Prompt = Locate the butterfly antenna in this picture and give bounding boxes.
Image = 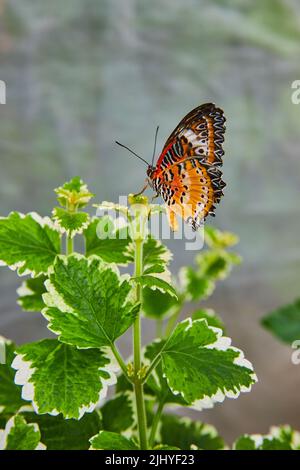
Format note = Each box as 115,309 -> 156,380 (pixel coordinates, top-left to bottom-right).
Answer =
151,125 -> 159,167
115,141 -> 150,166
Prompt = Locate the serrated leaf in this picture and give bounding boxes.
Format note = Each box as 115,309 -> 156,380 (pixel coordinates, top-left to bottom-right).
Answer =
55,177 -> 94,209
195,250 -> 241,281
142,287 -> 179,319
12,339 -> 118,419
17,275 -> 47,312
101,392 -> 135,434
144,342 -> 187,406
134,275 -> 178,299
24,411 -> 101,450
0,212 -> 60,276
84,218 -> 133,265
0,339 -> 26,417
261,299 -> 300,343
52,207 -> 89,237
149,318 -> 257,410
205,225 -> 239,249
179,266 -> 214,301
0,415 -> 45,450
43,255 -> 139,349
90,431 -> 139,450
143,237 -> 172,278
233,425 -> 300,450
192,308 -> 225,332
159,414 -> 225,450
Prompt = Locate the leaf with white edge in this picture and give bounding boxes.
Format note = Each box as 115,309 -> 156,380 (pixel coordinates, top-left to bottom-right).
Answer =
192,308 -> 225,332
84,218 -> 133,265
101,392 -> 135,434
90,431 -> 138,450
134,275 -> 178,299
233,425 -> 300,450
159,414 -> 225,450
55,176 -> 94,209
179,266 -> 214,301
17,275 -> 47,312
142,287 -> 179,319
195,250 -> 241,281
205,225 -> 239,249
42,255 -> 139,349
94,201 -> 130,218
0,212 -> 60,276
0,338 -> 26,417
143,237 -> 172,280
0,415 -> 46,450
24,410 -> 102,450
12,339 -> 118,419
52,207 -> 90,238
152,318 -> 257,410
261,299 -> 300,344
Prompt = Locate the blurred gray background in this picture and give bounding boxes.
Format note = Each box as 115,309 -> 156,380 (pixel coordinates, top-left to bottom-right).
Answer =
1,0 -> 300,444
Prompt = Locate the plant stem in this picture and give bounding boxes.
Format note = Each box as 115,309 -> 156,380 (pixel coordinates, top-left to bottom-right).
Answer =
165,304 -> 182,338
156,318 -> 163,338
133,237 -> 148,450
149,400 -> 165,448
66,234 -> 73,255
110,343 -> 130,381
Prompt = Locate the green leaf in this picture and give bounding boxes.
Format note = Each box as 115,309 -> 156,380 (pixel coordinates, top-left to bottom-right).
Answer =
0,415 -> 45,450
192,308 -> 225,332
134,275 -> 178,299
142,287 -> 179,319
52,207 -> 89,237
195,250 -> 241,281
90,431 -> 139,450
12,339 -> 118,419
159,414 -> 225,450
205,226 -> 239,249
150,318 -> 257,410
101,393 -> 135,433
0,339 -> 26,417
144,341 -> 187,406
0,212 -> 60,276
84,218 -> 133,265
143,237 -> 172,277
24,411 -> 101,450
233,426 -> 300,450
55,177 -> 94,209
17,275 -> 47,312
261,299 -> 300,343
43,255 -> 139,349
153,444 -> 180,450
179,266 -> 214,301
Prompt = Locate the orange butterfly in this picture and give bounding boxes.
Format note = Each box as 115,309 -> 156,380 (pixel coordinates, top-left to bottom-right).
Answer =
117,103 -> 226,231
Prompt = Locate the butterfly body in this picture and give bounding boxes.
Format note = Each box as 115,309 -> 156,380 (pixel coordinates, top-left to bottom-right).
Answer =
146,103 -> 226,231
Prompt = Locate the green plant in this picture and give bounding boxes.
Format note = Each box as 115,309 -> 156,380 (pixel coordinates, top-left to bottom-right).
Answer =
0,176 -> 294,451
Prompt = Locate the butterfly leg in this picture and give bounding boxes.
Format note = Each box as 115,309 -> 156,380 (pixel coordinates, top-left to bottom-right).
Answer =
133,179 -> 149,197
151,192 -> 160,203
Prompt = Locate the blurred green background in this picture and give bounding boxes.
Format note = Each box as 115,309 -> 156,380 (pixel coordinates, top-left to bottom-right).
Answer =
1,0 -> 300,443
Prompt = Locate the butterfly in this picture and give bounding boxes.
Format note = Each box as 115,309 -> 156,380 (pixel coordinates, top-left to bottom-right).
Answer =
117,103 -> 226,231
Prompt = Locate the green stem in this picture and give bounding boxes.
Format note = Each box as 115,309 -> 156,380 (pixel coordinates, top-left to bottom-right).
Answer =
165,303 -> 182,338
66,234 -> 73,255
110,343 -> 130,381
142,352 -> 162,384
133,238 -> 148,450
156,318 -> 163,338
149,400 -> 165,448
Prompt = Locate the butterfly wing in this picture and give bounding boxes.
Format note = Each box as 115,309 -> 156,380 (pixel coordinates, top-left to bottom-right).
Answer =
157,103 -> 226,170
159,158 -> 225,231
152,103 -> 226,231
